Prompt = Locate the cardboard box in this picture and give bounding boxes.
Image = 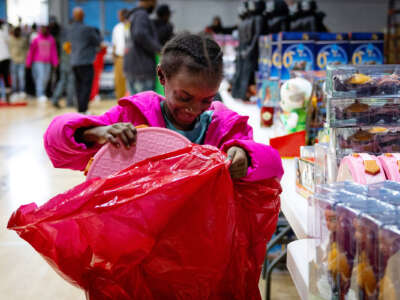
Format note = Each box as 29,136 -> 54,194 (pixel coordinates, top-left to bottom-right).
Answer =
349,32 -> 384,65
258,35 -> 271,78
279,32 -> 316,81
269,34 -> 281,80
255,73 -> 280,108
315,32 -> 350,71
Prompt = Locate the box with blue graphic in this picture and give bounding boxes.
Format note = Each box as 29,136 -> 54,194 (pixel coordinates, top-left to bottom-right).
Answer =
269,34 -> 281,80
255,77 -> 280,108
258,35 -> 271,78
315,33 -> 349,71
279,32 -> 316,81
349,32 -> 384,65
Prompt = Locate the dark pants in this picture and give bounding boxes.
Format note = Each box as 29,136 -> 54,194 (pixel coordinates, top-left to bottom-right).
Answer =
73,65 -> 94,113
0,59 -> 11,88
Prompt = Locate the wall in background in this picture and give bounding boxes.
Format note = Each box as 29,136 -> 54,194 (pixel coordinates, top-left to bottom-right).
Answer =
158,0 -> 240,34
49,0 -> 389,37
161,0 -> 388,34
7,0 -> 48,25
318,0 -> 388,33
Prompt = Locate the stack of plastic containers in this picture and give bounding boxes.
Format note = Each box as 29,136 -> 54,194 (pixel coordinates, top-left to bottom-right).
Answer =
309,181 -> 400,300
323,65 -> 400,183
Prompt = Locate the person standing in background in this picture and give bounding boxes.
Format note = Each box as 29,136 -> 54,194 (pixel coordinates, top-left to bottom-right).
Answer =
9,26 -> 28,101
124,0 -> 161,94
0,20 -> 11,103
46,16 -> 62,98
29,23 -> 38,44
205,16 -> 237,35
52,41 -> 75,109
67,7 -> 101,114
26,25 -> 58,102
153,4 -> 174,46
111,9 -> 128,99
89,38 -> 106,102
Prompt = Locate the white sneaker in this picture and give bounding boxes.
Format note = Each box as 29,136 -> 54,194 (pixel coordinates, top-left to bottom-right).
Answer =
19,92 -> 26,99
38,96 -> 48,102
9,93 -> 19,103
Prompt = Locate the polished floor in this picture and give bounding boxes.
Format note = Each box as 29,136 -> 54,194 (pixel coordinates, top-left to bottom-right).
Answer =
0,98 -> 300,299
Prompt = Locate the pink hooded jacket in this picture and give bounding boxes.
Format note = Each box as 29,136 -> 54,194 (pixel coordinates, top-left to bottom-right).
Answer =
26,33 -> 58,68
44,92 -> 284,182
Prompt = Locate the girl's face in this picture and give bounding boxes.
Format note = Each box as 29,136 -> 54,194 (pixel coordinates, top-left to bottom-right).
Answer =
158,66 -> 220,130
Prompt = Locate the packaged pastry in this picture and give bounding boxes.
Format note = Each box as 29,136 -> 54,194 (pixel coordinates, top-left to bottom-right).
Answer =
378,221 -> 400,300
335,196 -> 374,299
326,65 -> 400,98
327,98 -> 400,128
310,191 -> 346,299
350,202 -> 397,299
331,127 -> 400,159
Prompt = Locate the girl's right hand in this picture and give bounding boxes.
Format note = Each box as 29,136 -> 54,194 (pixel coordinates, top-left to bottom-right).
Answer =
82,123 -> 137,149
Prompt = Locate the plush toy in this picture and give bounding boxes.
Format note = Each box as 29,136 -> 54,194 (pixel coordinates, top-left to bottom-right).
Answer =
279,77 -> 312,133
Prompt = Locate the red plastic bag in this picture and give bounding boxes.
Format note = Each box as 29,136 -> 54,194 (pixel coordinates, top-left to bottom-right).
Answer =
8,145 -> 281,300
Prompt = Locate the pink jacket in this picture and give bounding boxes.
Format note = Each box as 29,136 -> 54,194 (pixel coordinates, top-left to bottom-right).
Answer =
44,92 -> 284,181
26,33 -> 58,67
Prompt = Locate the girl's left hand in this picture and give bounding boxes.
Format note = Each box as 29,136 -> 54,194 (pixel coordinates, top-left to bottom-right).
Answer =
226,146 -> 249,179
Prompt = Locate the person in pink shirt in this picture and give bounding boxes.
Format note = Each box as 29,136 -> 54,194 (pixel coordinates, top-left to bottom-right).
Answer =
26,25 -> 58,101
44,33 -> 283,181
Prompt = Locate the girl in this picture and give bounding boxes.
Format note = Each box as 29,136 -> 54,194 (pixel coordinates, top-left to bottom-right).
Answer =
26,25 -> 58,101
44,33 -> 283,181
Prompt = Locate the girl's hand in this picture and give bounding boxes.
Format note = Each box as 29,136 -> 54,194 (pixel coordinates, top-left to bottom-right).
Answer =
82,123 -> 137,149
226,146 -> 249,179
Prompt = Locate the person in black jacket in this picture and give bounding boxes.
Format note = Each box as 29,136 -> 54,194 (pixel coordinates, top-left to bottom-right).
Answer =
263,0 -> 290,34
124,0 -> 162,94
232,1 -> 264,100
153,4 -> 174,46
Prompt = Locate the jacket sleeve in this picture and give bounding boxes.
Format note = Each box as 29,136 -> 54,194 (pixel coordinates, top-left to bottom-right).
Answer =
218,119 -> 284,182
44,106 -> 130,171
90,27 -> 102,48
131,12 -> 161,54
25,38 -> 37,67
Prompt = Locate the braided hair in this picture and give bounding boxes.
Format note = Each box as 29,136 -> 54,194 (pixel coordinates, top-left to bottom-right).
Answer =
160,33 -> 224,84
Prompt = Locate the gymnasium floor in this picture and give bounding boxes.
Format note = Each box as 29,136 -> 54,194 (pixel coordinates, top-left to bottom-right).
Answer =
0,98 -> 300,299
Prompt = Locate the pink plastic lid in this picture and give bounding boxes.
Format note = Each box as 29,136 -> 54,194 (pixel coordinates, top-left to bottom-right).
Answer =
86,127 -> 191,180
337,153 -> 386,184
378,153 -> 400,182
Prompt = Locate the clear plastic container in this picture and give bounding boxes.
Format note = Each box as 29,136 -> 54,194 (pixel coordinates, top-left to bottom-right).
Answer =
330,127 -> 400,159
300,145 -> 315,158
327,98 -> 400,128
315,143 -> 339,185
326,64 -> 400,98
350,201 -> 397,299
310,191 -> 343,299
335,197 -> 374,299
368,183 -> 400,205
378,220 -> 400,300
310,189 -> 370,299
369,180 -> 400,192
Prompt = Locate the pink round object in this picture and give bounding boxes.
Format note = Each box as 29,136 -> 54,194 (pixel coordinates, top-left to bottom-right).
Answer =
86,127 -> 191,180
337,153 -> 386,185
378,153 -> 400,182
